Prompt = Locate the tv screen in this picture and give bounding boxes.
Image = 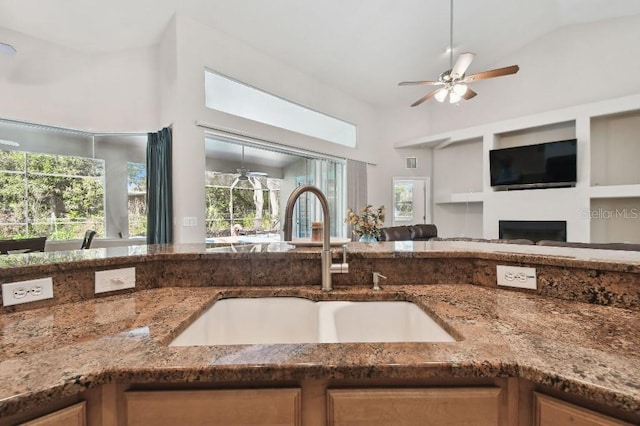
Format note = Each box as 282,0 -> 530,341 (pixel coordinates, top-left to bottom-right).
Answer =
489,139 -> 577,189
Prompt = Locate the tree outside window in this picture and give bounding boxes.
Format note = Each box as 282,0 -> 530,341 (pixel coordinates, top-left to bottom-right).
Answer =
0,150 -> 105,240
394,181 -> 414,222
127,162 -> 147,237
205,172 -> 280,238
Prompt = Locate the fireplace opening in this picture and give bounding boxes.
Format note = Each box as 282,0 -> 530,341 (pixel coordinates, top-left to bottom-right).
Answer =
499,220 -> 566,243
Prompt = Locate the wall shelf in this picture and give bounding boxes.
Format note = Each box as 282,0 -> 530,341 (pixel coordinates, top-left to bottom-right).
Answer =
435,192 -> 484,204
589,184 -> 640,199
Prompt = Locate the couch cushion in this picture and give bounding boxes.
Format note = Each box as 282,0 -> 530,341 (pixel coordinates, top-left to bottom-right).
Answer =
379,226 -> 412,241
409,224 -> 438,240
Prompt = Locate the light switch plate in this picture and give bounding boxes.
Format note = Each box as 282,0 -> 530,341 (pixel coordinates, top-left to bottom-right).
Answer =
497,265 -> 537,290
95,267 -> 136,294
2,277 -> 54,307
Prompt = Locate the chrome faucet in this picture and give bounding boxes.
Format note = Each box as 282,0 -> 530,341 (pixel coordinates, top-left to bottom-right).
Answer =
283,184 -> 348,291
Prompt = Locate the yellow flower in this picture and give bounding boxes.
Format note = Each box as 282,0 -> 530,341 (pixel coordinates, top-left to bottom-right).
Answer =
344,205 -> 385,238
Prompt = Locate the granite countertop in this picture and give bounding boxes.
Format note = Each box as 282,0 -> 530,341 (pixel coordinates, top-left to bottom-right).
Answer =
2,240 -> 640,276
0,284 -> 638,417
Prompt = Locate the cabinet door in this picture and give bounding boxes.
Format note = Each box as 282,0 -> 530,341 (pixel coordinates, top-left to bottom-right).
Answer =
125,388 -> 301,426
534,393 -> 632,426
327,387 -> 501,426
20,402 -> 86,426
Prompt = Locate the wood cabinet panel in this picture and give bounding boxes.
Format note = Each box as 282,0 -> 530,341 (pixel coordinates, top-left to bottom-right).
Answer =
124,388 -> 301,426
534,392 -> 632,426
327,387 -> 501,426
20,402 -> 86,426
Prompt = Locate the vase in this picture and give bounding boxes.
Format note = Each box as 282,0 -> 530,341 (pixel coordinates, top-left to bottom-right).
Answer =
359,235 -> 377,242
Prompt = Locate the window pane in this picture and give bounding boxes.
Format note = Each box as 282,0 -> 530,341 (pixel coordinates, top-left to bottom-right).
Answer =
394,181 -> 414,222
127,162 -> 147,237
205,172 -> 281,240
0,147 -> 106,240
27,153 -> 104,176
205,70 -> 356,147
27,174 -> 104,240
0,150 -> 25,172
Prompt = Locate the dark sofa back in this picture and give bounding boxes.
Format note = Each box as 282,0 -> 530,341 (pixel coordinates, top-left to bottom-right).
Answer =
379,224 -> 437,241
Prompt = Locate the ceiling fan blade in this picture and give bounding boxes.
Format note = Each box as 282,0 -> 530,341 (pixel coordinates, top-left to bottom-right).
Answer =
450,53 -> 475,79
462,88 -> 477,100
463,65 -> 519,83
410,90 -> 439,107
398,80 -> 443,86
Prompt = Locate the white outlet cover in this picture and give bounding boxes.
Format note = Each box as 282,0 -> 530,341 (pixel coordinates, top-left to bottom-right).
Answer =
496,265 -> 537,290
2,277 -> 54,307
95,267 -> 136,294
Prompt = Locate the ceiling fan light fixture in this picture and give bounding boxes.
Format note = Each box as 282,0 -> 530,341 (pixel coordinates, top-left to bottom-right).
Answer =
449,91 -> 462,103
453,83 -> 468,96
434,88 -> 448,102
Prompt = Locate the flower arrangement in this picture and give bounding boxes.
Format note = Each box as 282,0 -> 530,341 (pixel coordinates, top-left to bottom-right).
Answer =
344,205 -> 385,240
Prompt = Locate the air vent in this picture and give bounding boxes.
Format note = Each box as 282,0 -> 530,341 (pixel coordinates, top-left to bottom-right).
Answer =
405,157 -> 417,169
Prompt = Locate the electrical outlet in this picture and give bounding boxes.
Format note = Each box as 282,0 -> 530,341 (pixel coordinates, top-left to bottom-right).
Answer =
95,267 -> 135,294
2,277 -> 54,307
497,265 -> 537,290
183,217 -> 197,227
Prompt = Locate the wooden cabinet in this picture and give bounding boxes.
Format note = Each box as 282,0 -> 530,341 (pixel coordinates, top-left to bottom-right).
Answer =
124,388 -> 301,426
327,387 -> 502,426
20,402 -> 86,426
534,393 -> 633,426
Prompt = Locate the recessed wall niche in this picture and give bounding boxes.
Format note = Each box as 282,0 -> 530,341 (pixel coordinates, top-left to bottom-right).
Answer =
590,110 -> 640,187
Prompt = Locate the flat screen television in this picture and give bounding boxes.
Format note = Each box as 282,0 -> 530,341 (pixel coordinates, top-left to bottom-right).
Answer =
489,139 -> 577,190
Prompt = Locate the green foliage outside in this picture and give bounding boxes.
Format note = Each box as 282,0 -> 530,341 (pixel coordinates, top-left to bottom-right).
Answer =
394,182 -> 414,220
0,150 -> 106,240
204,173 -> 280,237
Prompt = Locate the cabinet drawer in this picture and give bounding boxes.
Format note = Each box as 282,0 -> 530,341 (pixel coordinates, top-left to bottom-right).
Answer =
327,387 -> 501,426
534,393 -> 632,426
125,388 -> 300,426
20,402 -> 86,426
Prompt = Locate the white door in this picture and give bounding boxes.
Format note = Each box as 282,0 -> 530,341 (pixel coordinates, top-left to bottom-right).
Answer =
392,177 -> 430,226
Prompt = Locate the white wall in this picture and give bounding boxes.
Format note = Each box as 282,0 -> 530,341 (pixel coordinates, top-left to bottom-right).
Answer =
378,14 -> 640,240
0,28 -> 160,132
164,14 -> 382,243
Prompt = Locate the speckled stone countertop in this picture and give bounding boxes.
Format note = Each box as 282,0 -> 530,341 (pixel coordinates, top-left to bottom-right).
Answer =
2,240 -> 640,274
0,284 -> 638,418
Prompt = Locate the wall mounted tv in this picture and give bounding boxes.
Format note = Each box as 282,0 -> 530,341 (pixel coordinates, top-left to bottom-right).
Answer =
489,139 -> 577,190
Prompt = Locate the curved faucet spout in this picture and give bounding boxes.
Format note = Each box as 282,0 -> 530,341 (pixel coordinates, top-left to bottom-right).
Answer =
283,184 -> 346,291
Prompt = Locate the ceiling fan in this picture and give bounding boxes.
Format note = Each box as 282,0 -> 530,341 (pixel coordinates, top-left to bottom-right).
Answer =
234,145 -> 268,181
398,0 -> 519,106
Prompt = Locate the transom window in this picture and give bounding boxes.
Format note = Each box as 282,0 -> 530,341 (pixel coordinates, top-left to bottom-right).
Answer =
205,70 -> 357,148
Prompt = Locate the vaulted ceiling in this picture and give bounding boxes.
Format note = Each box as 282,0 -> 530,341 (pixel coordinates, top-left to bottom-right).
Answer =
1,0 -> 640,108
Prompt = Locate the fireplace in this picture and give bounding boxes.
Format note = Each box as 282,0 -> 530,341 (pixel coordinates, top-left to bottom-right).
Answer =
499,220 -> 566,243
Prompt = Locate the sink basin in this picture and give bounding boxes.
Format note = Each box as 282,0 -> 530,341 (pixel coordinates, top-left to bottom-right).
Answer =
170,297 -> 455,345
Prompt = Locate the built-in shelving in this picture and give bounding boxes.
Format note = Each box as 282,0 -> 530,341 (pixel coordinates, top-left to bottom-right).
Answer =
589,184 -> 640,199
397,94 -> 640,243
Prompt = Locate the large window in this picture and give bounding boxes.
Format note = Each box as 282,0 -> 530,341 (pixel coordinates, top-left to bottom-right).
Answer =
204,136 -> 346,243
205,70 -> 357,148
0,150 -> 105,239
0,119 -> 147,242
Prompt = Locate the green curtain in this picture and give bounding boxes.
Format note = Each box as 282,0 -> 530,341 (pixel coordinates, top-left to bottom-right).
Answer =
146,127 -> 173,244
